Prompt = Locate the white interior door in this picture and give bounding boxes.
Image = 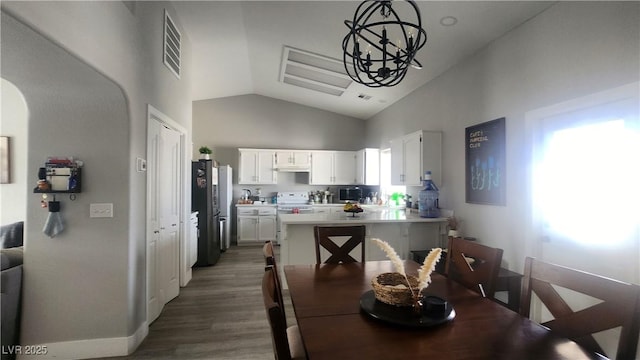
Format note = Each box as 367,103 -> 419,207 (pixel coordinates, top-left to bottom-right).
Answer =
146,119 -> 161,323
147,105 -> 186,324
159,124 -> 180,303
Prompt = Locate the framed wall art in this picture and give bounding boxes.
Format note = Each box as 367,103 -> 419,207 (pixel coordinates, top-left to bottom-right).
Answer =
0,136 -> 10,184
465,117 -> 505,205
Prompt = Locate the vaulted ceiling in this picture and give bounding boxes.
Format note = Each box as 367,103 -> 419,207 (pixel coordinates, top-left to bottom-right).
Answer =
173,1 -> 554,119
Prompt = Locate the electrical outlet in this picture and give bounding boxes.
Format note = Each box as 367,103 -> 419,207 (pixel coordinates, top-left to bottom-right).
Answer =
90,203 -> 113,218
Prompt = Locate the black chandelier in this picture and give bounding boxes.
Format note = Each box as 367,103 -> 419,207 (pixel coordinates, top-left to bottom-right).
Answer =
342,0 -> 427,88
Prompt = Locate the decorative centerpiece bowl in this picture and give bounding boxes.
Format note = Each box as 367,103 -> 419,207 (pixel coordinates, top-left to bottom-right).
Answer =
344,208 -> 364,217
370,239 -> 443,313
372,273 -> 419,306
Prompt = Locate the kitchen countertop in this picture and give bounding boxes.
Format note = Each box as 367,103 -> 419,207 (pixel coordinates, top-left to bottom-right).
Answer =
279,210 -> 447,225
235,203 -> 277,207
310,203 -> 386,208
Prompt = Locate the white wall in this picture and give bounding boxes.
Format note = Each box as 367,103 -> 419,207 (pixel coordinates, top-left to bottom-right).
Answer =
0,79 -> 28,225
1,1 -> 193,357
366,2 -> 640,279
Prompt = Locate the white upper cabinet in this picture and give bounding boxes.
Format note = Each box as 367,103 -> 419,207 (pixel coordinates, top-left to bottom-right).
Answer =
274,150 -> 311,171
390,131 -> 441,186
333,151 -> 357,185
356,148 -> 380,185
310,151 -> 357,185
238,149 -> 277,184
310,151 -> 333,184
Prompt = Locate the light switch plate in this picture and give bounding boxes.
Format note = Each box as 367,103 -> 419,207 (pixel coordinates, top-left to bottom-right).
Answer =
90,203 -> 113,218
136,158 -> 147,172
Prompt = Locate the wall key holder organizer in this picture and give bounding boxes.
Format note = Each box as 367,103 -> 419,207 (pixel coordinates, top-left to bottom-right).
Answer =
33,157 -> 82,194
34,157 -> 83,237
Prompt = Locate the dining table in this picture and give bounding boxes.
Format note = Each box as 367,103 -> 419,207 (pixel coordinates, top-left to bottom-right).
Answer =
283,260 -> 606,360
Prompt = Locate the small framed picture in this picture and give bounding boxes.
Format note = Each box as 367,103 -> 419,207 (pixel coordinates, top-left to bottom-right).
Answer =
0,136 -> 10,184
465,118 -> 506,206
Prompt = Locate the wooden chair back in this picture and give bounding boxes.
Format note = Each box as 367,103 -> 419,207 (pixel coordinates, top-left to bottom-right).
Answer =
262,241 -> 286,322
445,237 -> 503,298
520,257 -> 640,360
263,240 -> 277,268
313,225 -> 366,264
262,265 -> 292,360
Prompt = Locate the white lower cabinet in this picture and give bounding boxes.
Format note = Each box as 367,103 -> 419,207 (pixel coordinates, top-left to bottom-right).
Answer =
258,216 -> 277,240
237,206 -> 277,245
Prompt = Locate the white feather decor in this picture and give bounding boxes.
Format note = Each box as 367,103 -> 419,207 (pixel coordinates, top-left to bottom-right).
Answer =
371,238 -> 406,277
417,248 -> 442,291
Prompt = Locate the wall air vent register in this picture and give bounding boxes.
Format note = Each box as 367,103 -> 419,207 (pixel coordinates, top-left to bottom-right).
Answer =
163,9 -> 181,79
279,46 -> 355,97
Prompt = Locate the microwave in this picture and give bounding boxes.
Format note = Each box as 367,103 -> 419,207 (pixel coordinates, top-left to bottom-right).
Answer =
339,187 -> 362,202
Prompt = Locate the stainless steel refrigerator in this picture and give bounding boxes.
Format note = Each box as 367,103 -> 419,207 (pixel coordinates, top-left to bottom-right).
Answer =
218,165 -> 233,251
191,160 -> 221,266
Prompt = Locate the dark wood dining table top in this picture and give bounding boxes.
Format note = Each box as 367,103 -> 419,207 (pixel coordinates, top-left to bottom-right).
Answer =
284,260 -> 606,360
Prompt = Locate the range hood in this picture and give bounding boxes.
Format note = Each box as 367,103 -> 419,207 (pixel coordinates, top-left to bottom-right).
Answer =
274,151 -> 311,172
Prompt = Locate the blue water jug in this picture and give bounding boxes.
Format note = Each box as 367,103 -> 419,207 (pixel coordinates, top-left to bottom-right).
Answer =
418,171 -> 440,218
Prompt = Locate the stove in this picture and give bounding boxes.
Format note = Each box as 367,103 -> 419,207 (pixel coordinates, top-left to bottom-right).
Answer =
276,191 -> 314,213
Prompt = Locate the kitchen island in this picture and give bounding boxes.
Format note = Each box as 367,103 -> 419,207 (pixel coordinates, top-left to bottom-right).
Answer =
278,209 -> 448,287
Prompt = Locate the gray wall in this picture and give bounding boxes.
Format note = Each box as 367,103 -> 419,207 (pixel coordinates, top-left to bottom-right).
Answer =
1,0 -> 193,353
2,11 -> 130,343
193,94 -> 367,157
366,1 -> 640,281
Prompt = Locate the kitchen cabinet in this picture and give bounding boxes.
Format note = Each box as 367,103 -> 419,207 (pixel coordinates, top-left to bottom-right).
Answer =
309,151 -> 357,185
313,205 -> 343,214
356,148 -> 380,185
275,150 -> 311,171
238,149 -> 277,184
390,131 -> 441,186
237,206 -> 277,245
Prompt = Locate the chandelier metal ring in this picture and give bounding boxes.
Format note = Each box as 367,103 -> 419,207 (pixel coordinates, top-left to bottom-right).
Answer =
342,0 -> 427,88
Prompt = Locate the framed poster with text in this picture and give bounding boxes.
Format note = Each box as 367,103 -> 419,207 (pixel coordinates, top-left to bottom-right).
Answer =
465,117 -> 505,205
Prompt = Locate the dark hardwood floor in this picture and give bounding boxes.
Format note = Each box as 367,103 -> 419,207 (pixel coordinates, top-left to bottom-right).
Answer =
104,245 -> 293,360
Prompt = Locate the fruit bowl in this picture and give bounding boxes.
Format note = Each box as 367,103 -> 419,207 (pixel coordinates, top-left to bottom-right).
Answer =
344,208 -> 364,217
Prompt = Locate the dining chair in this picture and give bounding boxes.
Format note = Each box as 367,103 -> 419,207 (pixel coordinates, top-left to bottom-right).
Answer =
262,240 -> 285,315
263,240 -> 277,268
313,225 -> 366,264
520,257 -> 640,360
262,265 -> 306,360
444,237 -> 503,299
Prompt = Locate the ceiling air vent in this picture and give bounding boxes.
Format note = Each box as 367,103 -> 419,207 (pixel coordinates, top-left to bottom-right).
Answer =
358,94 -> 372,100
163,9 -> 181,79
279,46 -> 353,97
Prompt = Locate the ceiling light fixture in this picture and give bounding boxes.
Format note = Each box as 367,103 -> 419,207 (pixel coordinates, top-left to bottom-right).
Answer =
342,0 -> 427,88
440,16 -> 458,27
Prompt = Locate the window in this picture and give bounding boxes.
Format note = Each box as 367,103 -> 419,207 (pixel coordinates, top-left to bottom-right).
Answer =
379,148 -> 405,206
532,90 -> 639,246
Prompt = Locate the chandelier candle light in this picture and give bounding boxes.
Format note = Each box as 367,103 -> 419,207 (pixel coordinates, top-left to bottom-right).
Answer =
371,238 -> 442,313
342,0 -> 427,87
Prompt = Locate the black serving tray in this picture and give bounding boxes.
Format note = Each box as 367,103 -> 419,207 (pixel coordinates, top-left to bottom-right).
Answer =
360,290 -> 455,328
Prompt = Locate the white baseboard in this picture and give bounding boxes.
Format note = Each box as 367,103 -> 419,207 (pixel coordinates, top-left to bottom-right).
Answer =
17,321 -> 148,360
